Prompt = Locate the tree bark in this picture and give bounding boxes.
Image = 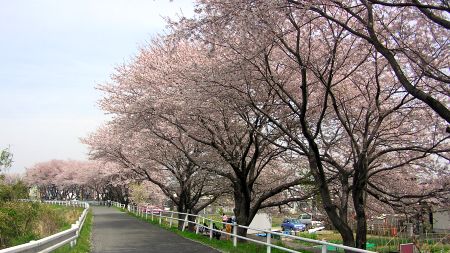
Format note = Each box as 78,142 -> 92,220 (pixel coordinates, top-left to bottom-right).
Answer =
233,182 -> 252,239
308,152 -> 356,249
353,154 -> 369,249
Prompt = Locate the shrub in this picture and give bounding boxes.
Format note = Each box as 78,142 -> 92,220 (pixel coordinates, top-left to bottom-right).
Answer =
0,202 -> 40,248
0,202 -> 81,249
0,176 -> 28,202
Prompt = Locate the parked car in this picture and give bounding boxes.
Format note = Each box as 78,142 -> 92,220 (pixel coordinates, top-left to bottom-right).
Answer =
298,213 -> 324,228
144,206 -> 164,214
298,213 -> 312,226
281,218 -> 306,232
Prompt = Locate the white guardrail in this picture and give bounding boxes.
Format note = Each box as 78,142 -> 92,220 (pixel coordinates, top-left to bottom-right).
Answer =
0,200 -> 89,253
117,202 -> 377,253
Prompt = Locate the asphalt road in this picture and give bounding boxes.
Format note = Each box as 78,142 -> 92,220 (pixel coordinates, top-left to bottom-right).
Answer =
91,206 -> 219,253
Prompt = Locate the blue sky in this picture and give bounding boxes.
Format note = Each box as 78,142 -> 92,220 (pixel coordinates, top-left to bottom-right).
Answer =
0,0 -> 194,173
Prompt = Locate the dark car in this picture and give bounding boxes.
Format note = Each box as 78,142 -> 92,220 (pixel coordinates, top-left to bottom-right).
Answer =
281,218 -> 306,232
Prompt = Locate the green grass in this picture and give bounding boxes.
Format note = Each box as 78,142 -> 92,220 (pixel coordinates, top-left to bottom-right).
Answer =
271,216 -> 284,228
0,202 -> 84,249
126,209 -> 450,253
173,231 -> 293,253
53,210 -> 93,253
126,210 -> 311,253
297,230 -> 450,253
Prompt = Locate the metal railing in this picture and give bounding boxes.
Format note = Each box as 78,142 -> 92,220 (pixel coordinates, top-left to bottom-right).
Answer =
0,200 -> 89,253
119,202 -> 377,253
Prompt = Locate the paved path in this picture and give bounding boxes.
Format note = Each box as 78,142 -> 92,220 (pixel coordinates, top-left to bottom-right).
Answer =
91,206 -> 219,253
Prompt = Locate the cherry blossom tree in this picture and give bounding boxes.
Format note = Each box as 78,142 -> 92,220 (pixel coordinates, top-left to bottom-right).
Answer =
82,121 -> 225,230
79,0 -> 449,247
170,0 -> 449,248
285,0 -> 450,129
92,37 -> 315,236
25,160 -> 65,199
25,160 -> 131,203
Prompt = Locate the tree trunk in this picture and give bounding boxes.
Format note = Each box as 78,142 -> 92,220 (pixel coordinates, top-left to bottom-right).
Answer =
187,214 -> 197,232
339,174 -> 350,224
353,155 -> 369,249
308,152 -> 355,249
177,213 -> 186,230
233,183 -> 252,240
355,212 -> 367,249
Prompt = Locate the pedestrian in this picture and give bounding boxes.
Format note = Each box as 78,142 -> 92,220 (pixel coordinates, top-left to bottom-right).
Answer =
221,213 -> 228,229
225,217 -> 232,240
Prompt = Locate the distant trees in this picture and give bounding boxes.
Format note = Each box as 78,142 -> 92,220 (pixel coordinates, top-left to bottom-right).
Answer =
0,149 -> 26,202
0,174 -> 28,202
24,160 -> 133,204
0,148 -> 13,173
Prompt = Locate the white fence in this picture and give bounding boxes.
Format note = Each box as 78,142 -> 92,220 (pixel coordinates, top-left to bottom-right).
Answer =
120,202 -> 377,253
0,200 -> 89,253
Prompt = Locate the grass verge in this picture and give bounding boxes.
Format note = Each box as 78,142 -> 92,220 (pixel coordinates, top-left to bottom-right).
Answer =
53,210 -> 93,253
124,209 -> 310,253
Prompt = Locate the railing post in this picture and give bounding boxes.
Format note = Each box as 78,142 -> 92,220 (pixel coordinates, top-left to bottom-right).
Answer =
183,213 -> 189,231
70,223 -> 77,248
209,222 -> 213,240
181,213 -> 189,231
321,240 -> 327,253
266,231 -> 271,253
159,211 -> 162,225
195,217 -> 200,234
170,212 -> 174,227
233,222 -> 237,247
151,209 -> 154,221
145,209 -> 148,220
